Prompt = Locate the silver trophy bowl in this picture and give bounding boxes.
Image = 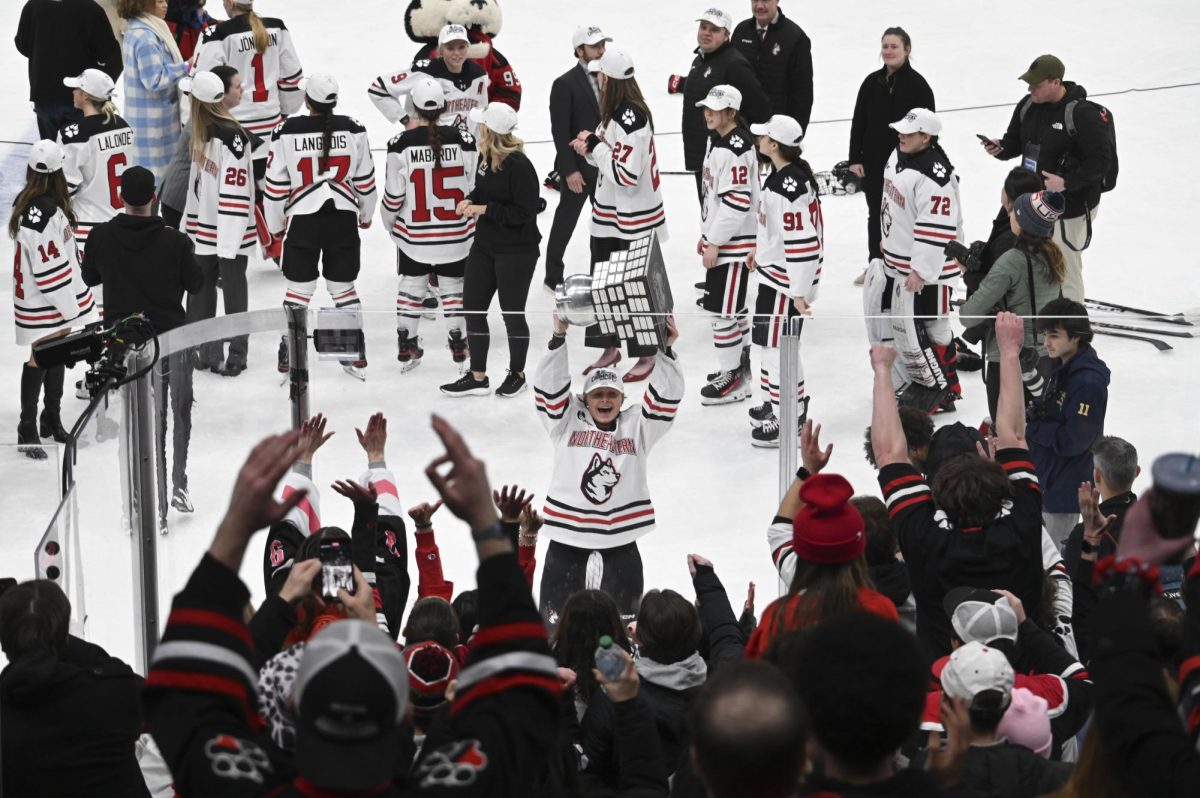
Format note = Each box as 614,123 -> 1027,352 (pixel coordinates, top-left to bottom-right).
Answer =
554,274 -> 597,327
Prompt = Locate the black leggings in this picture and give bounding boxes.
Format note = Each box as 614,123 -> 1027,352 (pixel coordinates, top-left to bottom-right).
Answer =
863,167 -> 884,262
462,245 -> 537,374
539,539 -> 644,630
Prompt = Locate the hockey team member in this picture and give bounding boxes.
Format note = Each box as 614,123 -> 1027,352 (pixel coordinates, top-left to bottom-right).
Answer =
368,24 -> 490,132
182,70 -> 256,376
534,312 -> 683,627
570,48 -> 668,383
57,69 -> 135,261
745,114 -> 822,447
878,107 -> 963,413
694,85 -> 757,406
265,74 -> 377,380
11,141 -> 96,458
379,78 -> 478,372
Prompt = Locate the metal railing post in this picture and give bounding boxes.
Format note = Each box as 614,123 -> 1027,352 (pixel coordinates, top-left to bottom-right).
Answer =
126,370 -> 160,674
287,306 -> 309,430
777,316 -> 802,502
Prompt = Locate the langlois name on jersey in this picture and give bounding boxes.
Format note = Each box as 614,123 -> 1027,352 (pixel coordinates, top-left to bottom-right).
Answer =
567,429 -> 638,456
293,133 -> 349,152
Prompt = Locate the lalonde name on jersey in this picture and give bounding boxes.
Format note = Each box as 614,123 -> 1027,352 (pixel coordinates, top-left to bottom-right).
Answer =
568,429 -> 637,455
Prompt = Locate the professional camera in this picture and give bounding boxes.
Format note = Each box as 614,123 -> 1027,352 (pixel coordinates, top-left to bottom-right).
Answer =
32,315 -> 158,399
944,239 -> 985,274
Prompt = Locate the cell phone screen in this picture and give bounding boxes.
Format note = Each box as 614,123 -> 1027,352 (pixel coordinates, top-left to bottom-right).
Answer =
319,540 -> 354,601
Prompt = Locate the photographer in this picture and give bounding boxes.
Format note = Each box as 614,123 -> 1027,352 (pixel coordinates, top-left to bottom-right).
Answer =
81,165 -> 202,515
958,191 -> 1066,421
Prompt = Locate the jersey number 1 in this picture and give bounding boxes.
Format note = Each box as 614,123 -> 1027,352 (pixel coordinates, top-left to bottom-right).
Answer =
250,53 -> 269,103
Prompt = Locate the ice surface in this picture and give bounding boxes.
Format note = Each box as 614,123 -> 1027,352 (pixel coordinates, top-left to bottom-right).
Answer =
1,1 -> 1198,670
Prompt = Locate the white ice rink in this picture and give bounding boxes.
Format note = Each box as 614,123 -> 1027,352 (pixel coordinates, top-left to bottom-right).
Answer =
1,1 -> 1198,669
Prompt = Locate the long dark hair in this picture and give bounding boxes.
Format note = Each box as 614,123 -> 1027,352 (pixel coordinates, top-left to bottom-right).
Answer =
600,76 -> 654,130
1014,232 -> 1066,285
770,141 -> 819,196
762,558 -> 873,641
9,169 -> 74,239
416,105 -> 446,169
307,97 -> 338,171
552,589 -> 631,701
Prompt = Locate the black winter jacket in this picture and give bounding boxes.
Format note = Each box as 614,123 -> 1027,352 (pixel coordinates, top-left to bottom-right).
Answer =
848,62 -> 936,174
81,214 -> 202,335
996,82 -> 1112,217
468,150 -> 543,254
692,563 -> 747,667
15,0 -> 122,105
731,9 -> 813,127
1,636 -> 149,798
801,768 -> 977,797
679,43 -> 770,170
913,741 -> 1071,798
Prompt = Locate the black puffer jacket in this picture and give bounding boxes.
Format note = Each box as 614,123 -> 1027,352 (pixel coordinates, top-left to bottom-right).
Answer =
996,82 -> 1112,217
730,9 -> 813,127
848,62 -> 936,175
679,42 -> 770,171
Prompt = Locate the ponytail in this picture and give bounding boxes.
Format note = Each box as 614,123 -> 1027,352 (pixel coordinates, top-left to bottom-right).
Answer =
248,11 -> 269,54
416,106 -> 445,169
9,169 -> 74,239
1017,233 -> 1067,285
308,98 -> 337,169
190,96 -> 242,164
774,142 -> 819,195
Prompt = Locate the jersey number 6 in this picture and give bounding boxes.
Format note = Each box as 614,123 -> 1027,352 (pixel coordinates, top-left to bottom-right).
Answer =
106,153 -> 128,210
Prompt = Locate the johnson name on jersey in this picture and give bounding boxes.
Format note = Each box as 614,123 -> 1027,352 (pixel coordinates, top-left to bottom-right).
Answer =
379,125 -> 479,264
263,115 -> 377,233
196,16 -> 303,137
533,341 -> 683,549
12,196 -> 96,345
700,127 -> 758,265
755,162 -> 824,300
59,115 -> 136,250
184,125 -> 257,258
588,102 -> 668,242
368,59 -> 490,130
880,145 -> 963,284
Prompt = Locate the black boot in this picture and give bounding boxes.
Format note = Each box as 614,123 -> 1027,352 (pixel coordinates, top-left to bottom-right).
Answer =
19,364 -> 47,460
39,364 -> 69,442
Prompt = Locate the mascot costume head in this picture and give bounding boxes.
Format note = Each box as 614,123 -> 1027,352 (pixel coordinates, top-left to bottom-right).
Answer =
404,0 -> 521,108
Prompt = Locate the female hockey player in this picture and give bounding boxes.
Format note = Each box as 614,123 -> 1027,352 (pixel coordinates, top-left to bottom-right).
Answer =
182,70 -> 256,376
11,141 -> 96,457
745,114 -> 823,448
694,85 -> 757,406
379,78 -> 478,374
368,23 -> 490,131
264,74 -> 376,380
570,48 -> 668,383
534,311 -> 682,628
58,69 -> 135,260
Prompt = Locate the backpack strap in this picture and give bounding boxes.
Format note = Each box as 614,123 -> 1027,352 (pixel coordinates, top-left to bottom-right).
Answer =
1064,99 -> 1079,136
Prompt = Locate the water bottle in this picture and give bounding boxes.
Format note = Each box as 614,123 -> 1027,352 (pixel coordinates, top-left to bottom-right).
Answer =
594,635 -> 626,682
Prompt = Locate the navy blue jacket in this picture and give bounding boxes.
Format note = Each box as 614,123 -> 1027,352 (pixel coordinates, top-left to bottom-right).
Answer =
1027,345 -> 1110,512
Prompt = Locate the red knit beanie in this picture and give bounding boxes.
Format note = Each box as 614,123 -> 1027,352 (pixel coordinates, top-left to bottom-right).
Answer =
791,474 -> 866,564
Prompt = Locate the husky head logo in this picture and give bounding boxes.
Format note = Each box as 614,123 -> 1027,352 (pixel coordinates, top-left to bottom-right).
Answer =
581,453 -> 621,504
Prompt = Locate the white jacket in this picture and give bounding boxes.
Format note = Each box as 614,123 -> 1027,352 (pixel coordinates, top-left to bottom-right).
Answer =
699,127 -> 757,265
183,122 -> 257,258
195,15 -> 303,137
12,197 -> 96,345
587,102 -> 668,243
754,162 -> 823,300
880,145 -> 963,284
58,114 -> 136,253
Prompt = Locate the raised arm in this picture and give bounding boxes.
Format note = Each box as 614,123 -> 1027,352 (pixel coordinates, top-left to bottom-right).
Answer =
994,311 -> 1028,450
869,345 -> 909,467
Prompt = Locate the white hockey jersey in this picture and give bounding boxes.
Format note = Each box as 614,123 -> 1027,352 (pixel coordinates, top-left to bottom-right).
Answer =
880,145 -> 963,284
195,15 -> 303,138
368,59 -> 489,130
534,339 -> 683,549
12,196 -> 96,344
587,102 -> 668,243
58,114 -> 135,253
754,162 -> 824,300
263,114 -> 377,234
183,123 -> 257,258
379,125 -> 479,265
699,127 -> 758,265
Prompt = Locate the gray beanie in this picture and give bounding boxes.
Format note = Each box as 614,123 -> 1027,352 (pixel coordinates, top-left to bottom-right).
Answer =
1014,191 -> 1065,238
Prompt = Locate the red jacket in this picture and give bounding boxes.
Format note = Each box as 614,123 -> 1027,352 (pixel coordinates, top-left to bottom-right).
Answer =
416,34 -> 521,109
745,587 -> 899,659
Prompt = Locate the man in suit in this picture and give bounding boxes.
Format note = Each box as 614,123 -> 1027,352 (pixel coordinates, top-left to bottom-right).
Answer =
544,25 -> 609,293
732,0 -> 813,128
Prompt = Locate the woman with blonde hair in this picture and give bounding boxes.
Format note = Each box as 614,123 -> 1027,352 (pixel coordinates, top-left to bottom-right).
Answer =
118,0 -> 189,182
10,141 -> 97,457
441,103 -> 541,398
181,70 -> 256,376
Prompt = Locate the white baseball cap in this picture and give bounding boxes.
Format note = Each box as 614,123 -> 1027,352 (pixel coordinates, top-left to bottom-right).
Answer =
697,7 -> 733,30
28,140 -> 64,174
941,642 -> 1014,710
181,71 -> 225,104
944,587 -> 1020,645
889,107 -> 942,136
410,78 -> 446,111
572,25 -> 612,49
469,103 -> 519,135
63,69 -> 114,100
583,368 -> 624,397
587,48 -> 636,80
750,114 -> 805,146
305,74 -> 339,104
438,23 -> 470,46
695,84 -> 742,111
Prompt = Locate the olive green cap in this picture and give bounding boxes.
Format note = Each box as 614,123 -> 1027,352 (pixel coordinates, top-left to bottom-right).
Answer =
1019,54 -> 1065,84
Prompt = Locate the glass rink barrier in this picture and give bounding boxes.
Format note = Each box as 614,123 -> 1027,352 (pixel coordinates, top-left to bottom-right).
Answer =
9,297 -> 1198,671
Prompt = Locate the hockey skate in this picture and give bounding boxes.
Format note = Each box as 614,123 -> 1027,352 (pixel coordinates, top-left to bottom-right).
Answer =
583,347 -> 621,374
748,401 -> 773,428
751,416 -> 780,448
277,337 -> 289,374
397,332 -> 424,373
622,356 -> 657,383
341,361 -> 366,381
933,392 -> 959,415
898,382 -> 950,415
700,368 -> 748,405
448,329 -> 468,371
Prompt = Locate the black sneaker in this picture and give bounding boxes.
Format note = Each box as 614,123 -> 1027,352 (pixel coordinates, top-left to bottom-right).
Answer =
277,338 -> 289,373
440,373 -> 490,397
751,416 -> 779,448
495,371 -> 527,398
694,281 -> 705,292
954,338 -> 984,372
748,401 -> 773,428
448,329 -> 468,365
397,331 -> 424,373
700,368 -> 749,406
171,486 -> 194,513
